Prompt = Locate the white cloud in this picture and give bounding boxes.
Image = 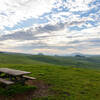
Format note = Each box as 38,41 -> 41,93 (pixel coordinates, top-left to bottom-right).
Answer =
0,0 -> 100,55
64,0 -> 93,11
0,21 -> 100,54
0,0 -> 97,31
0,0 -> 56,29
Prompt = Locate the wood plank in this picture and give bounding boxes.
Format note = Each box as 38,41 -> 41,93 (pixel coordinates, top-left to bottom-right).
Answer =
0,68 -> 31,76
23,75 -> 36,80
0,78 -> 14,85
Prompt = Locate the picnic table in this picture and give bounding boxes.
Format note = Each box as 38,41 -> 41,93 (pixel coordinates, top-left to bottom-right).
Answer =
0,68 -> 36,87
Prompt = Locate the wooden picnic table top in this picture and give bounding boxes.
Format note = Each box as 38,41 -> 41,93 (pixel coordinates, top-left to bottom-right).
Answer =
0,68 -> 31,76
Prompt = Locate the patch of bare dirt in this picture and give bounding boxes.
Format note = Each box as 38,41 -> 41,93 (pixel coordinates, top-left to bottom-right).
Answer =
0,80 -> 51,100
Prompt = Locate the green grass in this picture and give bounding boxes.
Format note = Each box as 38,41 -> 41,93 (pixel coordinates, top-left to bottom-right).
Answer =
28,55 -> 100,69
0,84 -> 36,96
0,53 -> 100,69
0,64 -> 100,100
0,53 -> 100,100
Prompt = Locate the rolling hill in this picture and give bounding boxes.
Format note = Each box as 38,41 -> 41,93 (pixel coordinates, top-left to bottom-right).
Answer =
0,53 -> 100,100
0,53 -> 100,69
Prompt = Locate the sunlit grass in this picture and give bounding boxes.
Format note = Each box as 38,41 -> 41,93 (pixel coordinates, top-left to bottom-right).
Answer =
0,53 -> 100,100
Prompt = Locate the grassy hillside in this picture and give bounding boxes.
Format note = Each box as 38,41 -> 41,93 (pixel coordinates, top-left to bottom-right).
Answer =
28,55 -> 100,69
0,64 -> 100,100
0,53 -> 100,100
0,53 -> 100,69
0,53 -> 41,64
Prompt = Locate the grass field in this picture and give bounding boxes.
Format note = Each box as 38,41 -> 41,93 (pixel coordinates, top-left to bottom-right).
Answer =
0,53 -> 100,69
0,53 -> 100,100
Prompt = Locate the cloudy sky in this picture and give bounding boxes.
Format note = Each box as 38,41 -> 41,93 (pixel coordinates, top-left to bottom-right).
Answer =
0,0 -> 100,55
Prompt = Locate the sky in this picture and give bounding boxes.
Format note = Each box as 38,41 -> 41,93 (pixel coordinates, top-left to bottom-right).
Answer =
0,0 -> 100,55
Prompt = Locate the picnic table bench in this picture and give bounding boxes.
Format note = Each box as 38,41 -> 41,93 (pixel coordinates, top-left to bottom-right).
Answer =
0,68 -> 36,87
0,78 -> 14,85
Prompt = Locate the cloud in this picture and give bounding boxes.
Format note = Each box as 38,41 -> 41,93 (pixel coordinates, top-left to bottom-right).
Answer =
1,21 -> 100,54
0,0 -> 100,55
0,20 -> 86,41
53,0 -> 93,12
0,0 -> 56,30
0,0 -> 97,30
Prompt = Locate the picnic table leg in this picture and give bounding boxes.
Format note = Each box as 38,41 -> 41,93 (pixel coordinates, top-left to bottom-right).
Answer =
8,75 -> 17,82
0,72 -> 2,78
19,75 -> 26,85
9,75 -> 13,81
8,75 -> 26,85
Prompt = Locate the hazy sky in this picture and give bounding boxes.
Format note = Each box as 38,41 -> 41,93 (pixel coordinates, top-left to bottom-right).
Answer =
0,0 -> 100,55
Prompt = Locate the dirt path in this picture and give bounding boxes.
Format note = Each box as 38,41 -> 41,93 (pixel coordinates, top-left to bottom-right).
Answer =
0,80 -> 51,100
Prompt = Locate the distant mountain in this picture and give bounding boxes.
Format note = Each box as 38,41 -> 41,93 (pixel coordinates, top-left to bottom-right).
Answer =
68,53 -> 95,57
71,53 -> 84,56
0,51 -> 5,53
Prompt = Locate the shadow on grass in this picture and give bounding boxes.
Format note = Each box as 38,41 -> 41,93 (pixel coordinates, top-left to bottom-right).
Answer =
0,84 -> 36,96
